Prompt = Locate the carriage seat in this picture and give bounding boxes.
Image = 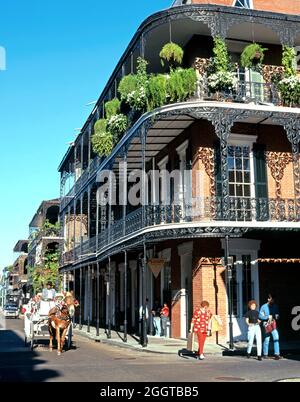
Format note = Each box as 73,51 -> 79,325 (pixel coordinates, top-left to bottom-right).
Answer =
39,300 -> 56,316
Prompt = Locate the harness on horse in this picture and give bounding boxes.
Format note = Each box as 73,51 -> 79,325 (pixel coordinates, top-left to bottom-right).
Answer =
49,305 -> 71,321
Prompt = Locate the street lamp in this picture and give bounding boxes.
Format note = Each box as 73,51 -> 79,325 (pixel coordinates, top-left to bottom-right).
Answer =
224,234 -> 234,351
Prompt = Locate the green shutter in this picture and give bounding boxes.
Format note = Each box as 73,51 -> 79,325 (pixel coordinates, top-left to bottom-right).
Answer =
253,143 -> 268,199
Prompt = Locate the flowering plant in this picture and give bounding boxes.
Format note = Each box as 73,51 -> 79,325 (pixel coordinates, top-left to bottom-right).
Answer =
107,114 -> 128,141
126,86 -> 148,111
277,75 -> 300,107
207,71 -> 238,93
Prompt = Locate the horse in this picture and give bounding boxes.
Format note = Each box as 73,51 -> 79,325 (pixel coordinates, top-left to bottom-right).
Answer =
48,295 -> 77,355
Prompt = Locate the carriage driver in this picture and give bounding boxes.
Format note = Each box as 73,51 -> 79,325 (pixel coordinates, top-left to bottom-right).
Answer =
42,281 -> 56,300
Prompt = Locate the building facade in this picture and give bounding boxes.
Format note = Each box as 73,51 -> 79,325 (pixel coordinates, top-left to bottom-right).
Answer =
12,240 -> 29,306
27,199 -> 63,293
59,1 -> 300,343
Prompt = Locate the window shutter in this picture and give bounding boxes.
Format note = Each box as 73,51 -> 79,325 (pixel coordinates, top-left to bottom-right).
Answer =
253,144 -> 268,199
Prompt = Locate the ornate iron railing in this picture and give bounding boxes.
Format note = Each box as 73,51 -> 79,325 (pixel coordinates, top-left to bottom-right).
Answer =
60,197 -> 299,265
199,79 -> 280,106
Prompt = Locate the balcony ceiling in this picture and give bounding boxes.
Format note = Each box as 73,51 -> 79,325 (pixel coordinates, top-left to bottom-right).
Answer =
113,114 -> 194,171
112,102 -> 296,173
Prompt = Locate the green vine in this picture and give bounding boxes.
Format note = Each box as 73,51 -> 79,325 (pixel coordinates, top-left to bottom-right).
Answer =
282,46 -> 296,77
211,36 -> 231,73
240,43 -> 268,69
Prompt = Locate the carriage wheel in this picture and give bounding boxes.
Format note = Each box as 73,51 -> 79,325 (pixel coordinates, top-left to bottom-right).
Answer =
66,323 -> 72,350
30,322 -> 35,351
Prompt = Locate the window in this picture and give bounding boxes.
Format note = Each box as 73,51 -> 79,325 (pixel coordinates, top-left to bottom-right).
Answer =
228,145 -> 252,221
233,0 -> 252,8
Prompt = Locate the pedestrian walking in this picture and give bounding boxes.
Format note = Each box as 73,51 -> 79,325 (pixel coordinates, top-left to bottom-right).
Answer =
160,303 -> 170,337
190,301 -> 212,360
245,300 -> 262,361
152,300 -> 162,336
259,294 -> 281,360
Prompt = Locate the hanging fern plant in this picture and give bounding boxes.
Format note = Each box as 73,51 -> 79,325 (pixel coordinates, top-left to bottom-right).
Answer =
92,131 -> 114,157
105,98 -> 121,119
118,74 -> 138,102
92,119 -> 113,156
160,42 -> 184,70
240,43 -> 268,69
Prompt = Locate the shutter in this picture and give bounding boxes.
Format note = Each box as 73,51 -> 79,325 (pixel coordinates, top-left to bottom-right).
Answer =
253,143 -> 268,221
253,143 -> 268,198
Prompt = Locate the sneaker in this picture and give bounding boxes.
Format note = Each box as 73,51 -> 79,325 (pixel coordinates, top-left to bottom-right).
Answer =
274,355 -> 281,360
263,355 -> 269,359
258,356 -> 262,361
247,353 -> 251,359
199,354 -> 205,360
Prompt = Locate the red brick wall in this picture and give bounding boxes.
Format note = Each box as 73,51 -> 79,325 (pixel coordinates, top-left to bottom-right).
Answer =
192,239 -> 228,343
190,0 -> 300,15
170,243 -> 182,338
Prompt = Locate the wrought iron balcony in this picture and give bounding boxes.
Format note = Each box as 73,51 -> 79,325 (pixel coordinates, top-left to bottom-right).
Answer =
61,197 -> 299,265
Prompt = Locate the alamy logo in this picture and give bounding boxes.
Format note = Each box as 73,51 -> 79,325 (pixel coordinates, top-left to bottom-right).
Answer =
0,46 -> 6,71
291,306 -> 300,331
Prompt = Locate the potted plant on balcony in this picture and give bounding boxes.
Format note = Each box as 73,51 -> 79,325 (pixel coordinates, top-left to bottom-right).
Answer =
240,43 -> 268,69
118,57 -> 148,115
104,98 -> 128,142
159,42 -> 184,70
166,67 -> 198,103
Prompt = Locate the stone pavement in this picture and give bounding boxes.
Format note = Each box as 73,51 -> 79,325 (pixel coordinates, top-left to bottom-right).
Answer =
73,324 -> 300,357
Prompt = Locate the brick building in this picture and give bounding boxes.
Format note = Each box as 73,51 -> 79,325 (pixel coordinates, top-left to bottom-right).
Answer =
59,1 -> 300,344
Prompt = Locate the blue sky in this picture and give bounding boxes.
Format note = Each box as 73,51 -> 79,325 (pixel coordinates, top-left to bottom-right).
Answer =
0,0 -> 171,270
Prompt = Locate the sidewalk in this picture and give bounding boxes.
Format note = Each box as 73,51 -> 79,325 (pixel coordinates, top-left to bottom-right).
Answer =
73,325 -> 231,356
73,325 -> 300,356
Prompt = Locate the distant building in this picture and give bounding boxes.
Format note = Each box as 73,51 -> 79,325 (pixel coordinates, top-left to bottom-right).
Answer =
27,199 -> 63,293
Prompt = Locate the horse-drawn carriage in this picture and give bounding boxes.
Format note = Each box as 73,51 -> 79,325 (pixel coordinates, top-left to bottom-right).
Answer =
24,296 -> 73,353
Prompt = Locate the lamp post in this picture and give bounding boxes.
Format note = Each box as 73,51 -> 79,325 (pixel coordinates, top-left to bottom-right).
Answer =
225,234 -> 234,351
140,240 -> 147,347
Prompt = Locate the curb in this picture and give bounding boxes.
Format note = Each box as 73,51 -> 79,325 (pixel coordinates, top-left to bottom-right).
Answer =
73,329 -> 224,356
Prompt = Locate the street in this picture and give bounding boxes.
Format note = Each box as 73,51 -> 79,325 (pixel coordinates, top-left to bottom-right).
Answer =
0,314 -> 300,382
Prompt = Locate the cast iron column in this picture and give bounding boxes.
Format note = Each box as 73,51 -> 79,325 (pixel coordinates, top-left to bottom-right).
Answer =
87,265 -> 91,333
79,266 -> 82,330
124,250 -> 128,343
107,256 -> 112,339
96,262 -> 100,337
225,234 -> 234,350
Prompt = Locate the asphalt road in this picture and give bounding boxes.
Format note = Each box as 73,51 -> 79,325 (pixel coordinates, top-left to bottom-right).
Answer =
1,314 -> 300,382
